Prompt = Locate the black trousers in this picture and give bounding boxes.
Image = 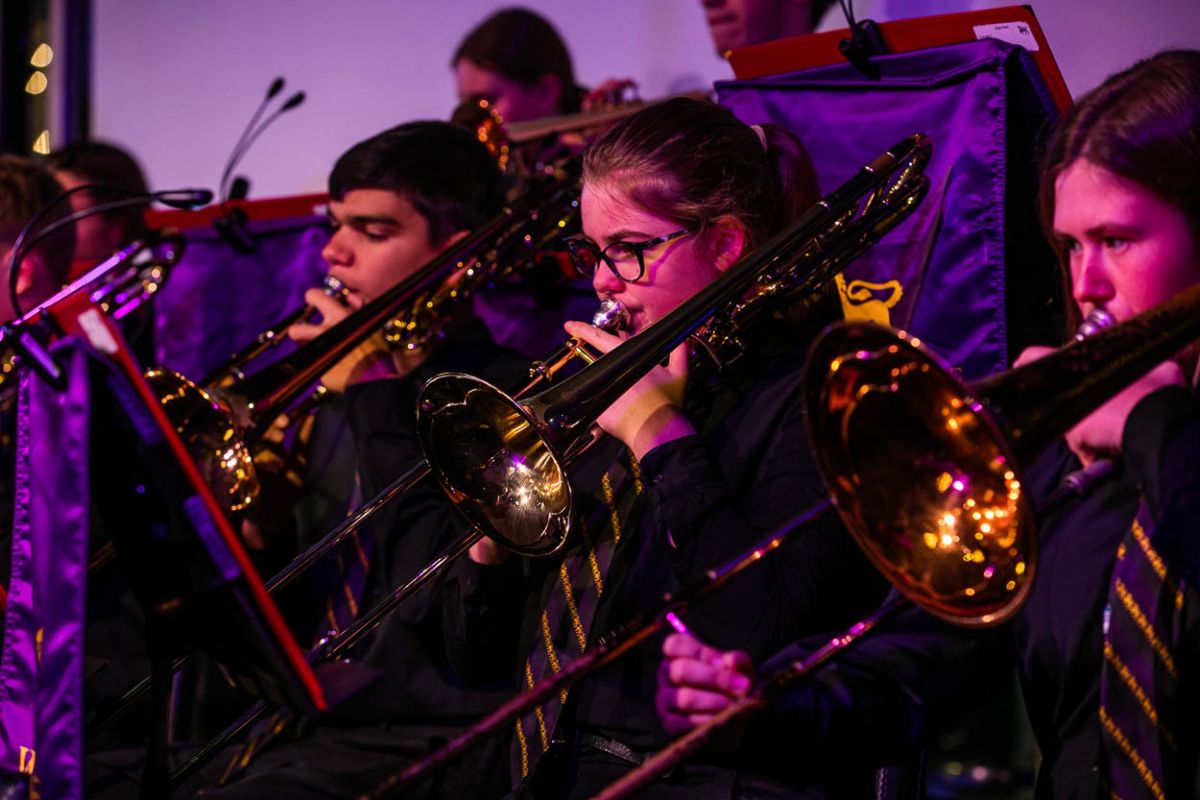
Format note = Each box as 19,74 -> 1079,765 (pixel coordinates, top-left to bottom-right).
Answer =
511,739 -> 865,800
86,722 -> 509,800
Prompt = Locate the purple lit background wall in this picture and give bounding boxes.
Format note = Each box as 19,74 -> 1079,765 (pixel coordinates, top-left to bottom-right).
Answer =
90,0 -> 1199,200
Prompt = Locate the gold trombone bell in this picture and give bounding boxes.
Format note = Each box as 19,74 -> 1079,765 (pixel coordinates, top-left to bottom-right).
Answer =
805,323 -> 1034,627
418,372 -> 573,556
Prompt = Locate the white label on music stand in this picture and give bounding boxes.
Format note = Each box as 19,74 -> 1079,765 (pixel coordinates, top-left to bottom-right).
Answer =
77,308 -> 119,354
973,22 -> 1040,52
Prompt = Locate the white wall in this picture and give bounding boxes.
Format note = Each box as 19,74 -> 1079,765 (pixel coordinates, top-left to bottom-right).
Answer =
92,0 -> 1200,199
91,0 -> 730,198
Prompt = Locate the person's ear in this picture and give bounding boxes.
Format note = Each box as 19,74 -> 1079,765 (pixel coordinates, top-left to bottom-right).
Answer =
706,216 -> 748,273
13,253 -> 37,297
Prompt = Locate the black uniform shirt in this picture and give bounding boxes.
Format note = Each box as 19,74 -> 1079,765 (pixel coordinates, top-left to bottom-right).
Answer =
1014,387 -> 1200,798
447,329 -> 888,798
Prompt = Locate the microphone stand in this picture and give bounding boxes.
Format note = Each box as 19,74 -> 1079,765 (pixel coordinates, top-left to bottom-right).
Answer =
213,78 -> 308,254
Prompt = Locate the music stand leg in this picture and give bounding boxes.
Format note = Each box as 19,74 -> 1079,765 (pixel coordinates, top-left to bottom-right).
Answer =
141,647 -> 174,800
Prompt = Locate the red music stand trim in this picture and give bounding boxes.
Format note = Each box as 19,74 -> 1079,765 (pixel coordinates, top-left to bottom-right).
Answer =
727,5 -> 1071,113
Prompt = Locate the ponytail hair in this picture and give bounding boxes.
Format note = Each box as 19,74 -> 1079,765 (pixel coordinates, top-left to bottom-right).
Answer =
583,97 -> 819,249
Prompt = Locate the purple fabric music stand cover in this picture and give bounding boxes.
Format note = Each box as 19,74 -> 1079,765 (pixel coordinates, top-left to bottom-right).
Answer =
153,217 -> 330,381
718,38 -> 1062,379
0,343 -> 91,800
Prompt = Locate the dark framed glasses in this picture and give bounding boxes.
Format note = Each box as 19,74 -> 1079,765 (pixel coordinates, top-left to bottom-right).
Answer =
566,228 -> 694,282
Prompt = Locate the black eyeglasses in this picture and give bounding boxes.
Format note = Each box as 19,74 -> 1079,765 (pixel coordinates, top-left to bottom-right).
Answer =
565,228 -> 693,282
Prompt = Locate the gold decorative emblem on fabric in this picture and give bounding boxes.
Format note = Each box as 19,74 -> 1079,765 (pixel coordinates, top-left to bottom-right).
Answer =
835,273 -> 903,325
18,746 -> 35,775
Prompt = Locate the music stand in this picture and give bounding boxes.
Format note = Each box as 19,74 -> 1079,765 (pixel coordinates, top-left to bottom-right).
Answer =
30,290 -> 332,797
727,4 -> 1071,112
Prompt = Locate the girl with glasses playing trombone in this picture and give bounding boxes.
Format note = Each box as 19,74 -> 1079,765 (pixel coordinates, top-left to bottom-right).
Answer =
451,96 -> 890,799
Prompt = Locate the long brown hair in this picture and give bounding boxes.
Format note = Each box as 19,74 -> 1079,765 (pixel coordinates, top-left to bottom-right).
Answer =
1040,49 -> 1200,249
1038,50 -> 1200,330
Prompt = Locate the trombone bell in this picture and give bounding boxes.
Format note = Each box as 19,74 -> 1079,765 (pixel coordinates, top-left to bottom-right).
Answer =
805,323 -> 1035,627
144,368 -> 260,513
417,373 -> 572,556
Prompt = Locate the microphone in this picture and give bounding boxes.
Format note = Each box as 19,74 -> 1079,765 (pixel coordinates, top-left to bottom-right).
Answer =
226,90 -> 307,193
219,76 -> 287,203
228,176 -> 251,202
154,188 -> 216,210
213,79 -> 308,253
266,76 -> 285,101
7,187 -> 212,316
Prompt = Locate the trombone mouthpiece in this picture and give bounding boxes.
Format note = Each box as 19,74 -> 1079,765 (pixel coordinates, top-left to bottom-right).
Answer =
592,299 -> 629,332
1075,307 -> 1116,341
322,275 -> 350,301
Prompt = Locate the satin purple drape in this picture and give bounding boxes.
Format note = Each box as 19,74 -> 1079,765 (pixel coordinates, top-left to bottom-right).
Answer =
0,342 -> 91,799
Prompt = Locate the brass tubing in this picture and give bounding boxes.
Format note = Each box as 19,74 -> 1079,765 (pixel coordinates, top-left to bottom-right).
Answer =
416,135 -> 931,563
231,177 -> 574,443
200,276 -> 348,387
586,274 -> 1200,798
167,530 -> 485,790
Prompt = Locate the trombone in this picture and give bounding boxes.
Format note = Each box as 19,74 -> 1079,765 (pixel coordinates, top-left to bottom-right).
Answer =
452,90 -> 710,177
143,170 -> 580,514
586,282 -> 1200,800
414,133 -> 932,562
84,171 -> 581,747
168,134 -> 932,788
375,203 -> 1200,800
348,137 -> 926,796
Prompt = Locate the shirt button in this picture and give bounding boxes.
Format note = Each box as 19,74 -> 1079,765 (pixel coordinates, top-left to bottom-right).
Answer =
652,474 -> 664,485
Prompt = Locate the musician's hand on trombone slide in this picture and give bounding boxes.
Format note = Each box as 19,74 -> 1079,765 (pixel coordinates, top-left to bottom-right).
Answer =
288,286 -> 426,389
656,633 -> 753,737
563,320 -> 695,461
288,285 -> 362,342
1014,344 -> 1185,466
